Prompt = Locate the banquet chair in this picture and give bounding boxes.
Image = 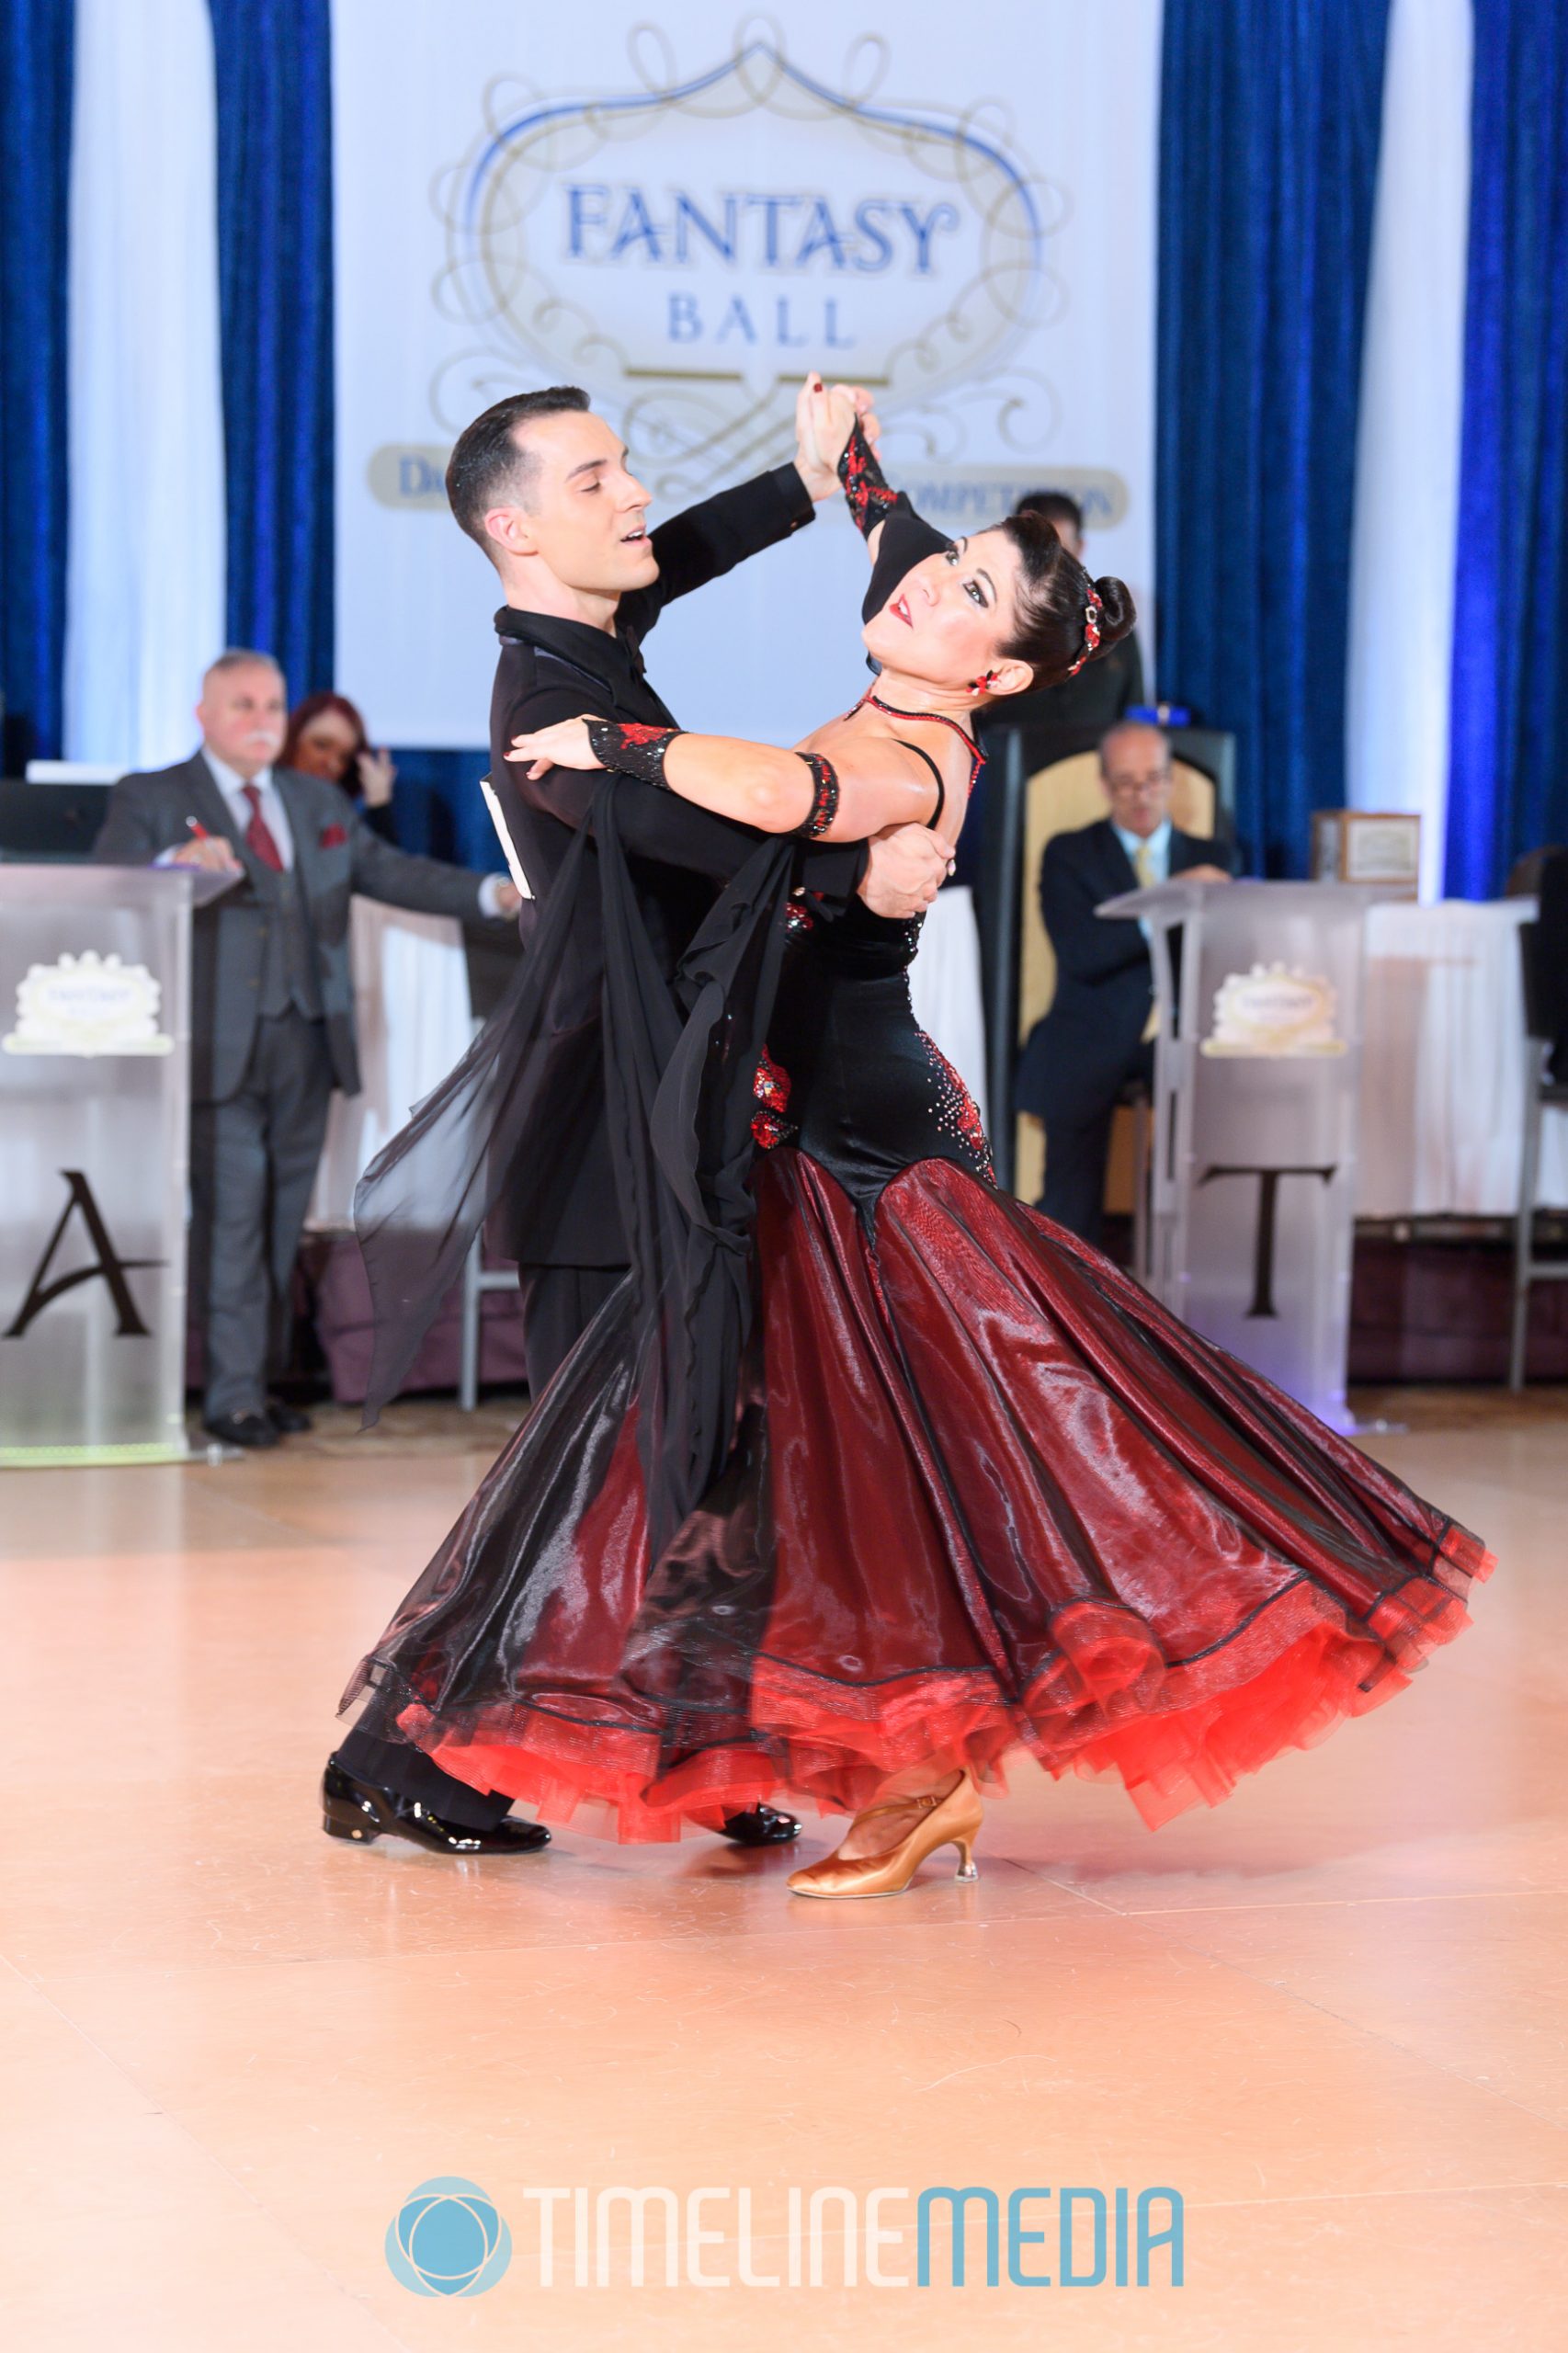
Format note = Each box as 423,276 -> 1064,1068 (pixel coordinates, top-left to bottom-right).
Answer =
1508,918 -> 1568,1389
1014,753 -> 1216,1271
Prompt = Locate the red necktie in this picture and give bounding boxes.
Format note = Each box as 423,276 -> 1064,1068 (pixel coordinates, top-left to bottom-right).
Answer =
241,780 -> 285,872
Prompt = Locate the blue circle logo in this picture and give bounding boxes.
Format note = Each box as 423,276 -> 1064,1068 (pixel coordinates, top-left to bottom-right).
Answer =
385,2177 -> 512,2297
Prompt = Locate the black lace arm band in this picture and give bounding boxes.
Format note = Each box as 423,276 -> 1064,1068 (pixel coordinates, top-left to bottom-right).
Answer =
837,416 -> 899,541
795,752 -> 840,838
585,717 -> 683,787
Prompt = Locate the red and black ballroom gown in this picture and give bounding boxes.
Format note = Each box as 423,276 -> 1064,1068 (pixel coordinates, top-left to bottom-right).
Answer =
339,870 -> 1494,1842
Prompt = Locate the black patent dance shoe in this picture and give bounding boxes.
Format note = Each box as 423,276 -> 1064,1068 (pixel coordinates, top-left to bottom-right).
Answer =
267,1396 -> 313,1434
720,1804 -> 801,1846
320,1756 -> 551,1855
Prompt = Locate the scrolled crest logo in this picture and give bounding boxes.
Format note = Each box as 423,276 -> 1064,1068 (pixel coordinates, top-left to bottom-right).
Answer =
428,26 -> 1065,503
3,951 -> 173,1059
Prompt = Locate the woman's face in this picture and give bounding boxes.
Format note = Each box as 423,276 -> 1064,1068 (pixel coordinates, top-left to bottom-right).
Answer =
861,529 -> 1027,689
292,710 -> 359,782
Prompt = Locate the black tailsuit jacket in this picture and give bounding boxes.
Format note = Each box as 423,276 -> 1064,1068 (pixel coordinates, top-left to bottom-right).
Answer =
91,754 -> 494,1104
484,460 -> 869,1271
1016,818 -> 1228,1123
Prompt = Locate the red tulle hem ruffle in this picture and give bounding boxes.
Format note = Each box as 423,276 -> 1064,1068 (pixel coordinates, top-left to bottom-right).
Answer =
399,1518 -> 1495,1840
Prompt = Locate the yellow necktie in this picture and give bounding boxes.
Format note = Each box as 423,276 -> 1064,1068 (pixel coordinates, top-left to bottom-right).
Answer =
1133,840 -> 1160,1040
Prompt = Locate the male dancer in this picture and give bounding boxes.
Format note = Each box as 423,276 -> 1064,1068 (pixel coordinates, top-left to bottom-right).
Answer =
324,377 -> 949,1856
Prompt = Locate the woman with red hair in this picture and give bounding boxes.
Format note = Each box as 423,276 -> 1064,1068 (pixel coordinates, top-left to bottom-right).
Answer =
281,691 -> 398,840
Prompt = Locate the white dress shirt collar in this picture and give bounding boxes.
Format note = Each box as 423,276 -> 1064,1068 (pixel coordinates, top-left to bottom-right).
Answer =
201,747 -> 273,801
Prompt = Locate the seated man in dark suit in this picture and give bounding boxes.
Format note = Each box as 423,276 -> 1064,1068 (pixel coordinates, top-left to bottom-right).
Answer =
1016,719 -> 1233,1245
92,649 -> 521,1449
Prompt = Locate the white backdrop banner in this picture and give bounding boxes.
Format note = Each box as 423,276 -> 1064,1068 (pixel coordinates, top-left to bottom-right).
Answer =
1346,0 -> 1472,903
333,2 -> 1161,749
64,0 -> 226,767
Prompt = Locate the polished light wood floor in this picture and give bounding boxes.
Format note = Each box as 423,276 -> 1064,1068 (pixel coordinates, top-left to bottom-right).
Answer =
4,1388 -> 1564,2349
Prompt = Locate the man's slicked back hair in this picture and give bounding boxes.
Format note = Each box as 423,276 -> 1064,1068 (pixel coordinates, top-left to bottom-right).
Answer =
446,387 -> 592,561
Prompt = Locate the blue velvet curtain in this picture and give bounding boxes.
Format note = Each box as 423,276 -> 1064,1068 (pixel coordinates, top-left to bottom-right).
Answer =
209,0 -> 334,702
381,749 -> 494,865
1445,2 -> 1568,897
0,0 -> 73,768
1156,1 -> 1391,875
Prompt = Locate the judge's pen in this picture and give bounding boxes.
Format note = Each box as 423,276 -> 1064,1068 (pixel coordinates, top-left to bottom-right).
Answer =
185,816 -> 240,861
181,814 -> 244,881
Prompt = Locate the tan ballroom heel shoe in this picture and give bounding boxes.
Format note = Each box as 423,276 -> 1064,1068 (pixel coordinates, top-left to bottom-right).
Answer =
787,1770 -> 983,1900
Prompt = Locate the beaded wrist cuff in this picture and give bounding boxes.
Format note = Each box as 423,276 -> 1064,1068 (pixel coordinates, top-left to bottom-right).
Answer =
585,718 -> 682,786
837,417 -> 899,541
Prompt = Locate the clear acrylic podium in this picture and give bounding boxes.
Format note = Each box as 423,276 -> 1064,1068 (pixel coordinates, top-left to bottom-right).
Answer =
0,865 -> 232,1465
1098,881 -> 1377,1432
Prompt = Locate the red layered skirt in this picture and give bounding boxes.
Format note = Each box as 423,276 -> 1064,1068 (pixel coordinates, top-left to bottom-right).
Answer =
346,1151 -> 1494,1839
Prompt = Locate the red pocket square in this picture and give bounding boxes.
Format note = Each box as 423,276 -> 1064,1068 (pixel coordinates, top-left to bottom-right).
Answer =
318,823 -> 348,849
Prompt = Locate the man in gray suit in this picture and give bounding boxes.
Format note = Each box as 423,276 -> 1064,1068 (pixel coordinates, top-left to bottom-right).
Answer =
92,648 -> 521,1449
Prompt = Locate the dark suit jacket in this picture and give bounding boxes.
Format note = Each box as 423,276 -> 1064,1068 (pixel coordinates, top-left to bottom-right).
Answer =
1016,817 -> 1228,1121
483,462 -> 869,1270
91,753 -> 494,1103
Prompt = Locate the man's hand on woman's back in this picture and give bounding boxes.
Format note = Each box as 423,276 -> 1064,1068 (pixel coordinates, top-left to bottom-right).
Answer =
859,824 -> 950,918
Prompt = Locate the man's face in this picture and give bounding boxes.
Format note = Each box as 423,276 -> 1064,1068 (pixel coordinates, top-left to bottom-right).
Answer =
491,411 -> 657,598
1101,727 -> 1173,838
1050,515 -> 1085,562
198,663 -> 287,779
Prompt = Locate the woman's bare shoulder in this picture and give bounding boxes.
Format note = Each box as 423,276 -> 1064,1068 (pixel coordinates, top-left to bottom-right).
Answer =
796,700 -> 970,783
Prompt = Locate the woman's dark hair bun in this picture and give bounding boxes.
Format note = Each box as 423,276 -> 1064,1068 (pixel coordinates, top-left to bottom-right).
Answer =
994,512 -> 1138,687
1090,575 -> 1135,651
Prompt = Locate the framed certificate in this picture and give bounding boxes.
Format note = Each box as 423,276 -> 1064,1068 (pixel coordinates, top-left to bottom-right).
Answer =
1312,810 -> 1420,897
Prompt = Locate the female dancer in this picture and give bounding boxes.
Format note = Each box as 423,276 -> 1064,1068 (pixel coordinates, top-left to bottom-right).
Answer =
338,395 -> 1493,1898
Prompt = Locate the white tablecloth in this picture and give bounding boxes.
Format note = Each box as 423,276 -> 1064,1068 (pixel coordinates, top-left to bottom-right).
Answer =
308,900 -> 474,1228
309,886 -> 992,1225
1358,897 -> 1568,1215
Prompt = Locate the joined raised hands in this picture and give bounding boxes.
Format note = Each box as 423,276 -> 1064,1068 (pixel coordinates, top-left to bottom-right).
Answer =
794,373 -> 881,500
